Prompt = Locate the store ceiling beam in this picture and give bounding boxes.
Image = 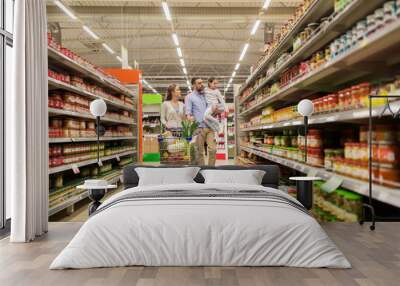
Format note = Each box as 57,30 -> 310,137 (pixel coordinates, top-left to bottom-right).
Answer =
57,26 -> 285,31
61,33 -> 266,44
47,6 -> 295,17
53,1 -> 302,8
74,47 -> 261,56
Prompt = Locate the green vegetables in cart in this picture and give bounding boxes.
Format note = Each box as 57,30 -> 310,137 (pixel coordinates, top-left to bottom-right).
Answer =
181,120 -> 198,139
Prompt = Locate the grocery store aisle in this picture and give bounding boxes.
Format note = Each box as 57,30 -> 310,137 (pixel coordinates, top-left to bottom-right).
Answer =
1,222 -> 399,286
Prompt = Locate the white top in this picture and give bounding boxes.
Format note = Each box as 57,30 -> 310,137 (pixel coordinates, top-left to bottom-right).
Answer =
77,184 -> 117,190
204,87 -> 226,111
289,177 -> 321,181
161,101 -> 185,129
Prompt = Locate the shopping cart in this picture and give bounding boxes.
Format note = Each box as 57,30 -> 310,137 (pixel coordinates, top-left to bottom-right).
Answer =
158,129 -> 194,165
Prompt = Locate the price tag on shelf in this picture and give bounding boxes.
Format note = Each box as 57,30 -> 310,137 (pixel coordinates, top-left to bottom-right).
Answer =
71,164 -> 80,174
116,155 -> 121,162
321,176 -> 343,194
98,159 -> 103,167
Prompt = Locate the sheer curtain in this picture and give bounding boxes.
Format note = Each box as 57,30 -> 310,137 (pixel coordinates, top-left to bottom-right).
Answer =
7,0 -> 48,242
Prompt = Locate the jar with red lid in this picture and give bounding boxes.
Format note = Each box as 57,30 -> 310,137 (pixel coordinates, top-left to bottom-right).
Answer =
359,83 -> 371,107
338,89 -> 346,110
328,94 -> 338,111
351,85 -> 361,108
344,89 -> 352,109
378,144 -> 399,164
307,129 -> 322,148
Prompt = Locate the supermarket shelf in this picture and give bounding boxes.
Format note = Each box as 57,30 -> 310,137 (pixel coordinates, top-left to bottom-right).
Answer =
238,0 -> 333,97
239,0 -> 386,105
49,150 -> 136,174
240,145 -> 400,208
49,136 -> 137,143
239,18 -> 400,117
48,47 -> 134,97
48,171 -> 122,216
48,77 -> 135,112
48,107 -> 136,125
240,101 -> 400,132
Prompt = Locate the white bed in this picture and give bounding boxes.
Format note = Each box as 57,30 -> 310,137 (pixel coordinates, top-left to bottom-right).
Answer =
50,183 -> 351,269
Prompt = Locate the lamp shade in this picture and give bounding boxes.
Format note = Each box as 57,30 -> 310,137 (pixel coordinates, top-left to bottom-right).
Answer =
297,99 -> 314,117
90,99 -> 107,117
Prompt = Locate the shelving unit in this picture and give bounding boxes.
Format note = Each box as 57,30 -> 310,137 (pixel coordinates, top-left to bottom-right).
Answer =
47,40 -> 138,216
49,150 -> 136,175
240,101 -> 400,132
142,94 -> 162,162
236,0 -> 400,213
240,145 -> 400,208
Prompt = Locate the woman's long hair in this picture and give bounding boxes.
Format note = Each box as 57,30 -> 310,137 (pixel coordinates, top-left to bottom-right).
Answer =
165,84 -> 177,101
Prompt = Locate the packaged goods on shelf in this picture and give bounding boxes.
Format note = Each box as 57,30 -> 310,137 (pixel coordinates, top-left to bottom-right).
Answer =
48,69 -> 133,109
48,32 -> 128,91
255,0 -> 315,71
240,1 -> 400,111
313,181 -> 363,222
48,142 -> 134,168
242,124 -> 400,188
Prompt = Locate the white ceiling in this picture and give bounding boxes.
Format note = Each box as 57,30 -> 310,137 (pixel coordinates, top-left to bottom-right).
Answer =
46,0 -> 301,99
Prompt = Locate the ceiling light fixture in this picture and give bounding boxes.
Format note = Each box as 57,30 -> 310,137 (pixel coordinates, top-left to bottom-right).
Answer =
239,43 -> 249,62
234,63 -> 240,71
116,55 -> 122,62
228,78 -> 233,84
183,68 -> 187,75
162,1 -> 172,21
102,43 -> 115,54
251,20 -> 261,35
177,47 -> 183,58
83,25 -> 100,40
180,58 -> 185,67
186,80 -> 191,86
263,0 -> 272,9
54,0 -> 77,20
172,33 -> 180,46
232,71 -> 237,78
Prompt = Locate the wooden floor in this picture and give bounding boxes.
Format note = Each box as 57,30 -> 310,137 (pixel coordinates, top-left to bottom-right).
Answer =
0,222 -> 399,286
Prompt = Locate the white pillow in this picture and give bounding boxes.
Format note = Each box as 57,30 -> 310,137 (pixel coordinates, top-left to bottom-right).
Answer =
200,169 -> 266,185
135,167 -> 200,186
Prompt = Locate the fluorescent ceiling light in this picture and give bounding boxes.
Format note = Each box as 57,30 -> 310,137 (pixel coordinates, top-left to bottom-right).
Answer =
186,80 -> 190,86
228,78 -> 233,84
183,67 -> 187,75
263,0 -> 272,9
83,25 -> 100,40
232,71 -> 236,78
180,58 -> 185,67
116,56 -> 122,62
162,1 -> 172,21
239,43 -> 249,62
172,33 -> 180,46
235,63 -> 240,71
54,0 -> 77,20
142,79 -> 148,85
102,43 -> 115,54
177,47 -> 183,58
251,20 -> 261,35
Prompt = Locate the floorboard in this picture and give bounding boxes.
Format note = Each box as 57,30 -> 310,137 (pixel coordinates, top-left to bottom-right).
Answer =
0,222 -> 399,286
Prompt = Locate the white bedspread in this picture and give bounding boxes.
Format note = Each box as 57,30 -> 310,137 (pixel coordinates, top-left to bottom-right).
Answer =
50,183 -> 351,269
